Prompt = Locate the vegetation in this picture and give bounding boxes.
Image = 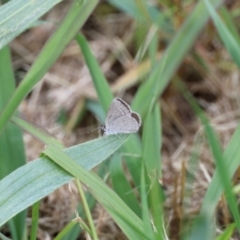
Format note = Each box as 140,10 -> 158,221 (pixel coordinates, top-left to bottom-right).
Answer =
0,0 -> 240,239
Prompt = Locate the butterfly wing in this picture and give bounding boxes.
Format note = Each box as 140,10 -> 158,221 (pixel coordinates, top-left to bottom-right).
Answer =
105,98 -> 131,126
104,98 -> 141,135
105,112 -> 141,135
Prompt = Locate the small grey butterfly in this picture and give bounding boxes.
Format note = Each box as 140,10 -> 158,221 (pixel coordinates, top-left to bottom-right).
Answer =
103,98 -> 141,135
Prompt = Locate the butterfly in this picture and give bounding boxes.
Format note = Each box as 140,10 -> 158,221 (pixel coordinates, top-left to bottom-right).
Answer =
103,98 -> 141,135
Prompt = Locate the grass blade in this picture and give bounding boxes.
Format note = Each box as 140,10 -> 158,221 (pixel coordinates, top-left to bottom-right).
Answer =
110,151 -> 141,216
54,221 -> 78,240
216,223 -> 236,240
132,0 -> 224,117
0,0 -> 98,134
42,143 -> 148,239
179,82 -> 240,234
74,179 -> 98,240
30,201 -> 40,240
76,33 -> 113,113
0,46 -> 26,240
140,163 -> 155,240
203,0 -> 240,67
0,0 -> 61,50
219,7 -> 240,44
142,102 -> 164,239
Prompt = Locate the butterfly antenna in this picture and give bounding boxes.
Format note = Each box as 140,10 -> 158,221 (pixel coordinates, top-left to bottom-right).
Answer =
86,127 -> 100,134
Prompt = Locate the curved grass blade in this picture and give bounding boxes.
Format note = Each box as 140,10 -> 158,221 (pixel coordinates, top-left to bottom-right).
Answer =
42,142 -> 149,239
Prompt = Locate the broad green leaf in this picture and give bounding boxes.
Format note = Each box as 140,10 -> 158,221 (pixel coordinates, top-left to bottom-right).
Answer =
0,134 -> 129,227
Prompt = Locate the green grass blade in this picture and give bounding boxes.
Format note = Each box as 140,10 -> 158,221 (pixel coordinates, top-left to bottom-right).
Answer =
122,136 -> 142,187
142,103 -> 161,179
0,46 -> 26,240
142,103 -> 164,239
54,221 -> 78,240
185,211 -> 214,240
110,151 -> 141,216
0,134 -> 129,227
200,123 -> 240,217
12,116 -> 64,149
103,207 -> 151,240
203,0 -> 240,67
216,223 -> 236,240
86,100 -> 105,123
76,33 -> 113,113
219,7 -> 240,44
108,0 -> 161,24
30,201 -> 40,240
132,0 -> 224,117
0,47 -> 26,174
140,163 -> 155,240
179,83 -> 240,234
0,0 -> 98,134
74,179 -> 98,240
0,0 -> 61,50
